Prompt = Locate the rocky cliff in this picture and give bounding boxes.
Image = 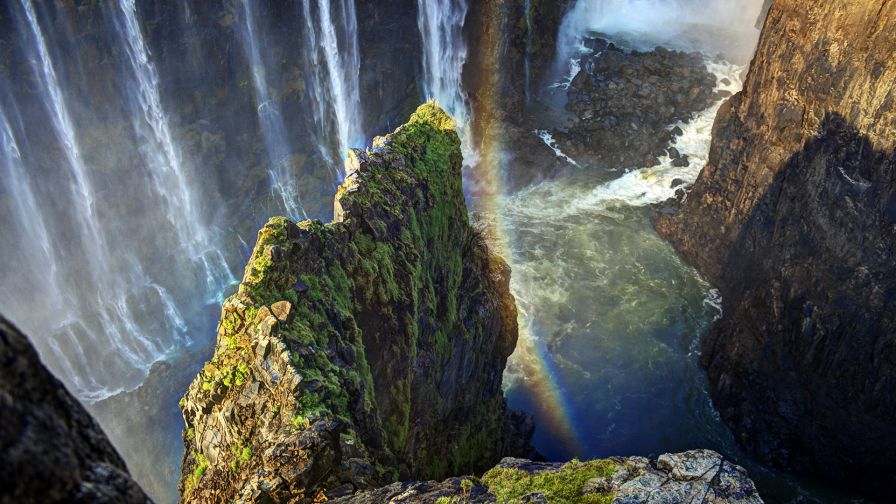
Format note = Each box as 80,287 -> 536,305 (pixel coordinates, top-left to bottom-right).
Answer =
656,0 -> 896,496
0,316 -> 150,503
178,103 -> 531,502
465,0 -> 573,122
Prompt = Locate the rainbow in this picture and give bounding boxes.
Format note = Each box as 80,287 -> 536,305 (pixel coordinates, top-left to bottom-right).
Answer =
456,1 -> 585,457
469,118 -> 585,457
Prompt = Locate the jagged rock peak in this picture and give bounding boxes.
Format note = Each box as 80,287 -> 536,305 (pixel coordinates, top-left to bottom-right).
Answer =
0,316 -> 151,503
178,102 -> 531,503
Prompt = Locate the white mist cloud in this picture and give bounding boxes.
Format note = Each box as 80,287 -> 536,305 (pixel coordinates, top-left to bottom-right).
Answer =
556,0 -> 766,67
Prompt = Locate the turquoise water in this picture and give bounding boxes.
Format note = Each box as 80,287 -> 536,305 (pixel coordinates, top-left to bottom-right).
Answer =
488,60 -> 867,503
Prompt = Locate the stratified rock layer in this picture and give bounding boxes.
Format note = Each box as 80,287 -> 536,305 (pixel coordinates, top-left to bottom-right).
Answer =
0,316 -> 150,504
178,103 -> 530,503
339,450 -> 762,503
656,0 -> 896,495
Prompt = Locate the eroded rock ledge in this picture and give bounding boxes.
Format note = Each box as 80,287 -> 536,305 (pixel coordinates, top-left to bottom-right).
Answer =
178,104 -> 531,503
339,450 -> 761,503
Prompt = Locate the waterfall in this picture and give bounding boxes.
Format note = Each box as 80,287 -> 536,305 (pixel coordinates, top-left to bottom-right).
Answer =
0,0 -> 238,400
0,106 -> 54,268
239,0 -> 307,220
417,0 -> 478,166
20,0 -> 107,270
13,0 -> 158,398
113,0 -> 234,293
301,0 -> 364,177
524,0 -> 533,103
317,0 -> 364,163
114,0 -> 205,253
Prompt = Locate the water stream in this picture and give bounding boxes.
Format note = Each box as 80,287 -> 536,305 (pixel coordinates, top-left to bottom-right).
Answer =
417,0 -> 478,166
239,0 -> 307,220
0,1 -> 863,502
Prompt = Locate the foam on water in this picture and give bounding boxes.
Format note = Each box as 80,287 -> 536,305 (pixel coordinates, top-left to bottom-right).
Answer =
534,129 -> 580,166
515,59 -> 743,221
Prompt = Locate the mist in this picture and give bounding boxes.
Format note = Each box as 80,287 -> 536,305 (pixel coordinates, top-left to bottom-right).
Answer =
556,0 -> 767,67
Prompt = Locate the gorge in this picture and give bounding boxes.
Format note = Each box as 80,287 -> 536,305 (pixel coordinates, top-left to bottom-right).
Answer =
1,1 -> 893,503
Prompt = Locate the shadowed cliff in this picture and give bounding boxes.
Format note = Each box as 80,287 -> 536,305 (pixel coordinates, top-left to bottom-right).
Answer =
0,316 -> 150,503
656,0 -> 896,496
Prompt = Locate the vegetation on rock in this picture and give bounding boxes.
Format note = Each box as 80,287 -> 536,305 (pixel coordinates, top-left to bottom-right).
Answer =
178,103 -> 529,502
483,459 -> 617,504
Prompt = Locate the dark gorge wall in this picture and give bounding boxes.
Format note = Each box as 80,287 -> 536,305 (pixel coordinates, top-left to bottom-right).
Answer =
0,316 -> 149,503
357,0 -> 423,134
656,0 -> 896,496
464,0 -> 573,123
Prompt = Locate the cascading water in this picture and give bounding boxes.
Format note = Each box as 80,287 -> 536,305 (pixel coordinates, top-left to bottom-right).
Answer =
523,0 -> 534,103
417,0 -> 479,166
20,0 -> 106,269
300,0 -> 365,176
112,0 -> 233,298
316,0 -> 364,162
0,0 -> 235,401
116,0 -> 202,247
239,0 -> 364,210
239,0 -> 307,220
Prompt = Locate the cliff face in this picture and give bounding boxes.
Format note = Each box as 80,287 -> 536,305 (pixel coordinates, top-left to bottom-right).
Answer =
178,104 -> 530,503
357,0 -> 423,133
464,0 -> 572,122
0,316 -> 150,503
656,0 -> 896,494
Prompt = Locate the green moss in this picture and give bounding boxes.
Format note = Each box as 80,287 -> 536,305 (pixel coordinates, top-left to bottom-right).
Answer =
238,217 -> 293,305
482,459 -> 618,504
230,441 -> 252,472
187,102 -> 505,489
185,452 -> 209,495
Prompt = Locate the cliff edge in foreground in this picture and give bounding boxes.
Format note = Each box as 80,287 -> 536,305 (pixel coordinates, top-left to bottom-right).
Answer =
0,316 -> 150,503
656,0 -> 896,496
178,103 -> 531,502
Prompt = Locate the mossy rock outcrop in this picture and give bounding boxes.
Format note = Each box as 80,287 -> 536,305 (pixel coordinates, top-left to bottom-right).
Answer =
339,450 -> 762,503
178,103 -> 531,502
